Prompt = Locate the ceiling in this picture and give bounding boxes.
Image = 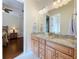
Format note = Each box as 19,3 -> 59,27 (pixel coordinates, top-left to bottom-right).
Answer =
3,0 -> 24,16
3,0 -> 73,15
3,0 -> 56,15
30,0 -> 55,11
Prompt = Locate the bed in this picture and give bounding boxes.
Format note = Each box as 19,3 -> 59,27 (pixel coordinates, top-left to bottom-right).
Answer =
2,26 -> 9,46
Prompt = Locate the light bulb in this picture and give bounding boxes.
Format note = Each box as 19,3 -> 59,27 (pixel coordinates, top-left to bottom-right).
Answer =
59,1 -> 63,7
63,0 -> 71,5
57,0 -> 61,3
53,2 -> 56,7
39,8 -> 48,14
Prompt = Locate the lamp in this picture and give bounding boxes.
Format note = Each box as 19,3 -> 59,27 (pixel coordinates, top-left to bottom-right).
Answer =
12,27 -> 16,33
9,26 -> 18,33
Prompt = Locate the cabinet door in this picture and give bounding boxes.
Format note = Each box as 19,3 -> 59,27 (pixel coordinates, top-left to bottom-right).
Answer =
56,51 -> 73,59
34,39 -> 39,56
46,46 -> 55,59
31,39 -> 35,52
39,43 -> 45,59
39,47 -> 45,59
31,38 -> 39,57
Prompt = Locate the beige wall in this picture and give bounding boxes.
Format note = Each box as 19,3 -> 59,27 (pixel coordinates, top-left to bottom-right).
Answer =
24,0 -> 75,52
47,0 -> 74,34
24,0 -> 47,52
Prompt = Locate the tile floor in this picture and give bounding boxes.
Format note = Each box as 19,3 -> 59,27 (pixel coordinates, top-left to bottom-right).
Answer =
14,51 -> 40,59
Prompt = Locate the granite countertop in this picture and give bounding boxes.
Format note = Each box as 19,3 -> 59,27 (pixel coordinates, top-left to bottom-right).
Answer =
32,33 -> 77,48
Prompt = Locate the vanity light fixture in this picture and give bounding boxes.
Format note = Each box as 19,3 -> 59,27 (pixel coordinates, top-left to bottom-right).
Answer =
39,8 -> 48,14
39,0 -> 71,14
63,0 -> 71,5
53,1 -> 57,6
57,0 -> 61,3
53,1 -> 60,9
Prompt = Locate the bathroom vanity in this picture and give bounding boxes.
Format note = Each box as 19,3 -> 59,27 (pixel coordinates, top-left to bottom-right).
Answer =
31,33 -> 76,59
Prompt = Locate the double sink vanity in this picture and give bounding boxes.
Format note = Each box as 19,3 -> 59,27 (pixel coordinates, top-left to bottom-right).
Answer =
31,0 -> 77,59
31,33 -> 77,59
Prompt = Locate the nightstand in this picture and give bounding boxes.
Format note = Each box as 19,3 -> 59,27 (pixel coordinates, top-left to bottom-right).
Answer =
10,33 -> 17,39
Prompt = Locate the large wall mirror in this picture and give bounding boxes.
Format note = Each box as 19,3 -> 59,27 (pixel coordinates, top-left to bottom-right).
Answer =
46,12 -> 77,37
45,0 -> 76,36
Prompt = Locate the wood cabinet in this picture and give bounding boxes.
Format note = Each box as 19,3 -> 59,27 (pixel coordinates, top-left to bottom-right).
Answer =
39,48 -> 45,59
46,46 -> 55,59
46,41 -> 74,57
56,51 -> 73,59
10,33 -> 17,39
31,36 -> 39,57
39,38 -> 46,59
46,41 -> 75,59
31,35 -> 76,59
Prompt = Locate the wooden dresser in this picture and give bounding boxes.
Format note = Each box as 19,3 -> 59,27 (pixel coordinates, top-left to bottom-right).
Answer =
10,33 -> 17,39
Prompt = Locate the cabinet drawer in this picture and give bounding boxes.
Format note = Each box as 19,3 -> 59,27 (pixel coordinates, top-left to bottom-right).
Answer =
46,41 -> 74,56
56,51 -> 73,59
31,36 -> 38,41
39,38 -> 45,44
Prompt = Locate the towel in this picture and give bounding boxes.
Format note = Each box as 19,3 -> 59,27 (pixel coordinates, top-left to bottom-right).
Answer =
69,14 -> 77,37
